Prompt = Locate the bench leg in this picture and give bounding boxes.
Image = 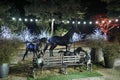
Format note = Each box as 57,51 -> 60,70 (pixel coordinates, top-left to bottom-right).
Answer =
40,66 -> 43,74
32,68 -> 36,79
86,63 -> 92,71
59,67 -> 67,75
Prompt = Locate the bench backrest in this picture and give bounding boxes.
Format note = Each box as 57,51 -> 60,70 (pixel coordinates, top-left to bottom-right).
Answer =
44,57 -> 62,65
43,56 -> 81,65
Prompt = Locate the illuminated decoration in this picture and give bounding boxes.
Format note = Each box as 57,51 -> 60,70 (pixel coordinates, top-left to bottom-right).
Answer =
87,28 -> 104,40
0,26 -> 13,39
67,21 -> 70,23
12,17 -> 16,21
30,19 -> 33,22
115,19 -> 119,22
83,21 -> 86,24
93,14 -> 120,39
35,19 -> 38,22
102,21 -> 105,23
95,21 -> 98,24
72,21 -> 75,24
109,20 -> 111,23
24,18 -> 28,22
89,21 -> 92,24
78,21 -> 80,24
71,32 -> 84,42
18,18 -> 22,21
11,17 -> 119,25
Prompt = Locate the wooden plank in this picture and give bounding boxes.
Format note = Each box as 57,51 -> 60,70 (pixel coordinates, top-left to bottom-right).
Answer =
44,60 -> 61,64
63,58 -> 80,60
45,62 -> 62,64
63,56 -> 80,58
44,59 -> 61,62
66,63 -> 84,66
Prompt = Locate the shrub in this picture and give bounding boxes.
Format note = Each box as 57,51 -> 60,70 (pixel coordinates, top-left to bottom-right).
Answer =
0,39 -> 22,64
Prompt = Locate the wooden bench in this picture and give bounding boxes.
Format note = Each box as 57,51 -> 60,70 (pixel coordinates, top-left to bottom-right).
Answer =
31,55 -> 92,78
34,54 -> 91,72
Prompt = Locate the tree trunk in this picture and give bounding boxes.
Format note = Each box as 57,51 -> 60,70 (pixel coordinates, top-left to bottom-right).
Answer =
51,18 -> 54,36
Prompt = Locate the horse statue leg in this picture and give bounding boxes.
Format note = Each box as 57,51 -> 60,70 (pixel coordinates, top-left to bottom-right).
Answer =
49,44 -> 57,57
43,43 -> 49,54
66,44 -> 71,52
22,50 -> 28,61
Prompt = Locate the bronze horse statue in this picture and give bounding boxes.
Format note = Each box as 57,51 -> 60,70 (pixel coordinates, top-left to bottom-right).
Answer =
43,26 -> 80,56
22,37 -> 46,60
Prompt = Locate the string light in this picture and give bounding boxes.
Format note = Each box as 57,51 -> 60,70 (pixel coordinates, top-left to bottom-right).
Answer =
89,21 -> 92,24
67,21 -> 70,24
18,18 -> 22,21
95,21 -> 98,24
72,21 -> 75,24
11,17 -> 119,24
109,20 -> 111,23
83,21 -> 86,24
35,19 -> 38,22
102,21 -> 105,23
115,19 -> 119,22
24,18 -> 28,22
12,17 -> 16,21
78,21 -> 80,24
30,19 -> 33,22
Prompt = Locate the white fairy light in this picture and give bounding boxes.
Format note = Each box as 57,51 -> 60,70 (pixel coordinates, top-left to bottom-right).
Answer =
18,18 -> 22,21
12,17 -> 16,21
95,21 -> 98,24
78,21 -> 80,24
24,18 -> 28,22
30,19 -> 33,22
11,17 -> 119,26
72,21 -> 75,24
83,21 -> 86,24
115,19 -> 119,22
67,21 -> 70,23
35,19 -> 38,22
89,21 -> 92,24
109,20 -> 111,23
102,21 -> 105,23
